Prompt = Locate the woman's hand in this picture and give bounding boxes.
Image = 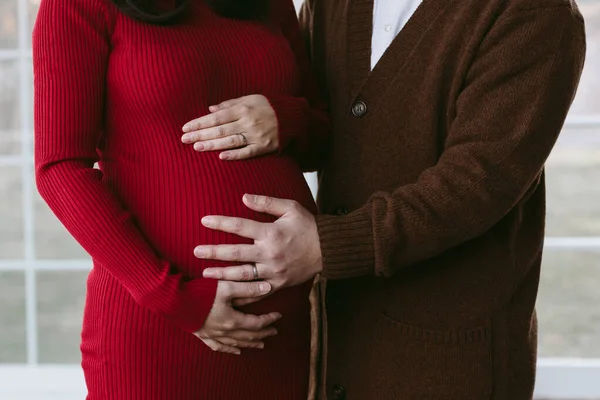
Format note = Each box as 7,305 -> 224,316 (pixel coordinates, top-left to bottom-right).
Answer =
194,280 -> 280,355
181,95 -> 279,161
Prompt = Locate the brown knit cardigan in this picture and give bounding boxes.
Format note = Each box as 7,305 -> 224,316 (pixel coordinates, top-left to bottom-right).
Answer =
300,0 -> 586,399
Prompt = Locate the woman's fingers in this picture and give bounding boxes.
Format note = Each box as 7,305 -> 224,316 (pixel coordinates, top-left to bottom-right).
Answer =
182,94 -> 279,159
194,320 -> 279,353
209,97 -> 246,112
228,311 -> 282,331
182,108 -> 239,133
223,328 -> 278,341
193,133 -> 248,152
219,145 -> 262,161
197,337 -> 241,355
216,337 -> 264,349
181,122 -> 240,145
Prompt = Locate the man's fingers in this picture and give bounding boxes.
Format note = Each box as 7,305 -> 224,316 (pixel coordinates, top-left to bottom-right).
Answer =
215,337 -> 265,349
194,243 -> 259,262
181,122 -> 240,144
201,216 -> 267,240
230,310 -> 282,331
203,264 -> 260,281
219,280 -> 273,299
209,97 -> 246,112
242,194 -> 298,218
182,108 -> 238,132
198,337 -> 241,355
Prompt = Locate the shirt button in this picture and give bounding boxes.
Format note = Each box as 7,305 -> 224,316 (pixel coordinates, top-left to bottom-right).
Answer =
334,207 -> 349,216
351,101 -> 367,117
333,384 -> 347,400
384,24 -> 392,32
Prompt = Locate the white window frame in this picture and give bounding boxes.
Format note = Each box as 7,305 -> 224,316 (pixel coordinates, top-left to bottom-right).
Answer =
1,0 -> 600,398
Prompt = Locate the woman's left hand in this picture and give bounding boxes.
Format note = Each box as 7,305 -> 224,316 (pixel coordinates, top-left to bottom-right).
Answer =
181,95 -> 279,160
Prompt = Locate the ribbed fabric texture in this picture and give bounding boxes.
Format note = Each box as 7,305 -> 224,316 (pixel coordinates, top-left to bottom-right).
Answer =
32,0 -> 327,398
309,0 -> 586,281
301,0 -> 586,398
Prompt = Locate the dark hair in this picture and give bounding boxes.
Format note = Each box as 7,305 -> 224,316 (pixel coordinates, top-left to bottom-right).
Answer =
110,0 -> 271,25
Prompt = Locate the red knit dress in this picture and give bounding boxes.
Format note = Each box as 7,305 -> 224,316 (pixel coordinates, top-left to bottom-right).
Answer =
32,0 -> 328,398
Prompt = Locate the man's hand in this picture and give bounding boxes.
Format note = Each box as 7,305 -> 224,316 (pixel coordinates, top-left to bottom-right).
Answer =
195,280 -> 281,355
195,194 -> 323,305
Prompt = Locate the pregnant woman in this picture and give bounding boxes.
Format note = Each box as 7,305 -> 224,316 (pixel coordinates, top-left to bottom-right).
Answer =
33,0 -> 328,399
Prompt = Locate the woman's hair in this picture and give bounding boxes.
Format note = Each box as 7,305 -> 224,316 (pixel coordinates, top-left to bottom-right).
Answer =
110,0 -> 271,25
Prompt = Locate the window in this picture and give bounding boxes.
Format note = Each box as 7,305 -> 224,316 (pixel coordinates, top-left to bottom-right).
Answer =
0,0 -> 598,398
533,3 -> 600,398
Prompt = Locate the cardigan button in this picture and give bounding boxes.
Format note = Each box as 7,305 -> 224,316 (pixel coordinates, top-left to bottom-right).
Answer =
351,100 -> 367,117
332,384 -> 347,400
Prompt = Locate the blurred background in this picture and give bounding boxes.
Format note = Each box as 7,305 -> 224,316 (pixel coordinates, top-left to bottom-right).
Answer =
0,0 -> 599,399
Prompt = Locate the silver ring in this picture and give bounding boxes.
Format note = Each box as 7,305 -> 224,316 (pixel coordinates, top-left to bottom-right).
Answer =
238,133 -> 248,146
251,264 -> 259,280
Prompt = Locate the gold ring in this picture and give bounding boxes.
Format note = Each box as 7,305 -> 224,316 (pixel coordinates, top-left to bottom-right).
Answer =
238,133 -> 248,146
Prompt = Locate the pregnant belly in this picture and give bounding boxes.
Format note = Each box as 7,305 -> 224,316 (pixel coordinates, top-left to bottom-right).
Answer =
103,153 -> 315,315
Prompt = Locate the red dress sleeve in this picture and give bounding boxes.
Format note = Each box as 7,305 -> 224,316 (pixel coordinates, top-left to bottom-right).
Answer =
266,0 -> 331,172
33,0 -> 216,334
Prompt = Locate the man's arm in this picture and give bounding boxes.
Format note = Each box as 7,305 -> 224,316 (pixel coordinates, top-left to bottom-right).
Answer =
317,5 -> 586,279
193,4 -> 586,291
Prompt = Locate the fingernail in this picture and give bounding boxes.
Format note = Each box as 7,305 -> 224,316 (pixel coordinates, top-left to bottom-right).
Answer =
258,282 -> 270,293
220,152 -> 230,160
194,143 -> 204,151
270,329 -> 278,336
181,134 -> 190,143
258,343 -> 265,349
182,124 -> 191,133
203,269 -> 215,278
194,247 -> 205,258
243,194 -> 256,203
209,105 -> 218,112
202,216 -> 214,227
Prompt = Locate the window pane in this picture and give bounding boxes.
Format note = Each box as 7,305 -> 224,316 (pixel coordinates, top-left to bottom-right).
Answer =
34,185 -> 89,259
569,1 -> 600,115
0,271 -> 26,363
0,0 -> 18,49
546,135 -> 600,237
37,270 -> 87,363
29,0 -> 40,46
0,60 -> 20,155
538,250 -> 600,358
0,167 -> 23,259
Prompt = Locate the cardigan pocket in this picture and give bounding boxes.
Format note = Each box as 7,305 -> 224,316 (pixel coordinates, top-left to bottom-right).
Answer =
368,308 -> 493,400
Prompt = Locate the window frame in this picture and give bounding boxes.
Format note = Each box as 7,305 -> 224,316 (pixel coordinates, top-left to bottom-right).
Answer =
1,0 -> 600,398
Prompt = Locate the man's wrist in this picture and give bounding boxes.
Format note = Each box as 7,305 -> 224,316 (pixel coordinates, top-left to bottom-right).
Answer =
316,210 -> 375,279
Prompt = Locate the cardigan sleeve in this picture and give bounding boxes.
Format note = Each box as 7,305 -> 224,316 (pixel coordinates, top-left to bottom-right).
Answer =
265,0 -> 331,172
33,0 -> 217,333
316,5 -> 586,279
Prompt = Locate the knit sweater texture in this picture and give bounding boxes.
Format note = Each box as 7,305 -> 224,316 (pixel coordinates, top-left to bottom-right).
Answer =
33,0 -> 328,398
300,0 -> 586,398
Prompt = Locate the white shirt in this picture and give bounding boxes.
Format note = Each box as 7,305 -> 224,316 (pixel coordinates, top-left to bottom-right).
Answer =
371,0 -> 422,70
